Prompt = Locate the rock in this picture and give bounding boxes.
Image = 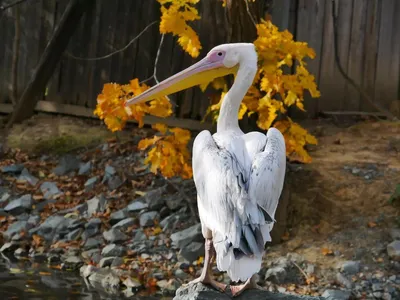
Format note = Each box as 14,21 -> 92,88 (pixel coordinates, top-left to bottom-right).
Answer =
4,195 -> 33,215
84,177 -> 98,192
101,271 -> 120,291
37,215 -> 70,241
372,283 -> 383,291
103,228 -> 129,243
84,237 -> 102,250
63,256 -> 83,270
139,211 -> 160,227
52,155 -> 81,175
0,242 -> 19,253
336,273 -> 353,289
110,209 -> 129,225
18,168 -> 39,185
68,218 -> 85,230
387,241 -> 400,260
143,186 -> 167,210
111,257 -> 124,268
1,164 -> 24,174
179,242 -> 205,262
165,193 -> 183,211
127,200 -> 148,213
174,269 -> 187,280
0,189 -> 11,203
112,217 -> 135,230
173,282 -> 323,300
390,228 -> 400,241
123,277 -> 142,289
341,260 -> 360,275
133,229 -> 147,242
265,266 -> 287,284
82,249 -> 101,264
78,161 -> 92,175
170,223 -> 203,248
14,247 -> 28,257
157,279 -> 180,294
99,257 -> 115,268
322,289 -> 351,300
101,244 -> 126,257
86,194 -> 107,217
40,182 -> 63,200
66,228 -> 83,241
4,220 -> 28,240
108,176 -> 123,190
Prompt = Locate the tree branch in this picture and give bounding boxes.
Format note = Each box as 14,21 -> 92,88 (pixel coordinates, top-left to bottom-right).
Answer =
65,21 -> 158,61
0,0 -> 28,11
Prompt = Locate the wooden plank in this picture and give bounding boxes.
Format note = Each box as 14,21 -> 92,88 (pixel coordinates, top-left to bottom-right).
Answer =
0,10 -> 8,103
295,0 -> 326,117
344,0 -> 367,111
374,0 -> 397,110
270,0 -> 292,31
0,101 -> 214,131
360,0 -> 380,112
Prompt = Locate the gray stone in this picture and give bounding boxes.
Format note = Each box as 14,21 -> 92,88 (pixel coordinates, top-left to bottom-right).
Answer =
103,228 -> 129,243
27,215 -> 40,227
341,260 -> 360,275
389,229 -> 400,241
101,244 -> 126,257
127,200 -> 148,212
99,257 -> 115,268
52,155 -> 81,176
112,217 -> 135,230
78,161 -> 92,175
372,283 -> 383,291
0,190 -> 10,203
143,186 -> 167,210
0,242 -> 19,253
4,194 -> 33,215
68,218 -> 85,230
322,289 -> 351,300
165,193 -> 183,211
38,215 -> 71,241
18,168 -> 39,186
173,282 -> 323,300
87,194 -> 107,217
387,240 -> 400,260
40,182 -> 63,200
133,229 -> 147,242
101,271 -> 120,290
84,176 -> 98,192
123,277 -> 142,289
1,164 -> 24,174
139,211 -> 160,227
63,256 -> 83,270
170,223 -> 203,248
110,209 -> 129,225
84,237 -> 102,250
336,273 -> 352,289
83,218 -> 102,239
108,176 -> 123,190
179,242 -> 205,262
265,266 -> 287,284
66,228 -> 83,241
111,257 -> 124,268
4,220 -> 28,240
174,269 -> 188,280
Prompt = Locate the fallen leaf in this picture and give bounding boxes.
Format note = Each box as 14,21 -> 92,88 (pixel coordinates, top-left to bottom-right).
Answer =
321,247 -> 333,256
367,221 -> 377,228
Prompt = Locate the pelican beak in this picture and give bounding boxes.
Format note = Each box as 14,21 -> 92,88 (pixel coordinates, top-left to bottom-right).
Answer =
125,57 -> 237,106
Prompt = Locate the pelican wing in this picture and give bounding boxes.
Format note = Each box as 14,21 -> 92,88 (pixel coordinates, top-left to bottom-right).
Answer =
248,128 -> 286,220
192,130 -> 264,254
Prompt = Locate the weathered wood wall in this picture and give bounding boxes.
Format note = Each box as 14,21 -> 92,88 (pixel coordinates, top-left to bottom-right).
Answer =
0,0 -> 399,124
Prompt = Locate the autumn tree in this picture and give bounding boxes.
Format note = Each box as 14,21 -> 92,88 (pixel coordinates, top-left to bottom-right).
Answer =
95,0 -> 320,178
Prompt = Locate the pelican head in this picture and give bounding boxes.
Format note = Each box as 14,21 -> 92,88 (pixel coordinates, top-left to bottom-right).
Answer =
125,43 -> 257,106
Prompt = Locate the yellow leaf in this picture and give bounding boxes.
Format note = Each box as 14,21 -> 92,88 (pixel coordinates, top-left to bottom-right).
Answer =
321,248 -> 333,256
152,123 -> 168,134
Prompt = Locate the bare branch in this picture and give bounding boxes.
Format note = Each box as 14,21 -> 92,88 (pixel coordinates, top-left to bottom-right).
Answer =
65,21 -> 158,61
0,0 -> 28,11
244,0 -> 257,28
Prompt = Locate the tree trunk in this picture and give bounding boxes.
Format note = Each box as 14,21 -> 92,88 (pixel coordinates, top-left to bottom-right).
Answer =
10,5 -> 20,106
6,0 -> 96,128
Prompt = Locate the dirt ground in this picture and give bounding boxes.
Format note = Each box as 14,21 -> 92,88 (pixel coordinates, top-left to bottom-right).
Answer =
2,113 -> 400,288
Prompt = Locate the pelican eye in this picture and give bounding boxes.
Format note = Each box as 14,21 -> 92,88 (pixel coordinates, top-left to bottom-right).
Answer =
217,52 -> 223,56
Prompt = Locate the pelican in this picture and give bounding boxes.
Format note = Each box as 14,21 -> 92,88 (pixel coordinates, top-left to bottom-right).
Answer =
125,43 -> 286,296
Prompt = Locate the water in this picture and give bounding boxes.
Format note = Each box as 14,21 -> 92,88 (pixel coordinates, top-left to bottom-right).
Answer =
0,255 -> 170,300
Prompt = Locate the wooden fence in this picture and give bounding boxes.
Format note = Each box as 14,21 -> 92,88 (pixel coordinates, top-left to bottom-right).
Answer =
0,0 -> 399,128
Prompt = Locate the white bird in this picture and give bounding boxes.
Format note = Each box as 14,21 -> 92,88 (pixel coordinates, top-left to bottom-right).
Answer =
125,43 -> 286,296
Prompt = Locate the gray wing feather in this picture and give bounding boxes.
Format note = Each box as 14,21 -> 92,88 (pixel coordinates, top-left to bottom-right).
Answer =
248,128 -> 286,220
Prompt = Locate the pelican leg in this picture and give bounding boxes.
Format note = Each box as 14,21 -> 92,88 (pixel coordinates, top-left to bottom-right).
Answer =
187,238 -> 227,293
230,274 -> 266,297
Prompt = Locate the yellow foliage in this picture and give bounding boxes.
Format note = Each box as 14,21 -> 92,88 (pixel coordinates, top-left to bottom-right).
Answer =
138,124 -> 193,179
158,0 -> 202,58
94,79 -> 172,131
